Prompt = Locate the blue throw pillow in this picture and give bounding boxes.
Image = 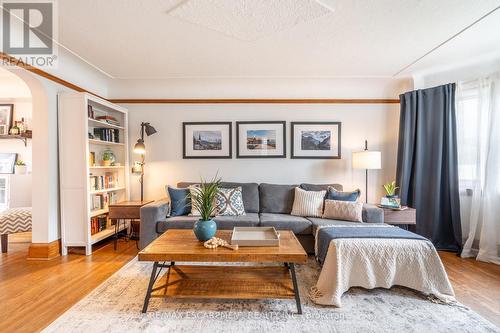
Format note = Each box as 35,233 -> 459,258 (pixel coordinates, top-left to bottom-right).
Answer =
325,186 -> 360,202
166,186 -> 191,216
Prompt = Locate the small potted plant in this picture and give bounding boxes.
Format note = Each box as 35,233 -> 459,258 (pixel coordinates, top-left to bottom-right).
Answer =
382,181 -> 401,208
383,181 -> 399,198
101,149 -> 115,166
15,160 -> 27,174
189,175 -> 221,241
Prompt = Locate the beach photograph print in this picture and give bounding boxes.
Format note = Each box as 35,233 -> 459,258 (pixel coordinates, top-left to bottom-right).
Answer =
193,130 -> 222,150
246,130 -> 277,150
236,121 -> 286,158
301,130 -> 331,150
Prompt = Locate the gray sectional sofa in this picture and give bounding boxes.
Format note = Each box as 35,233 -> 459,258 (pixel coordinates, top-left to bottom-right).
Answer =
140,182 -> 384,253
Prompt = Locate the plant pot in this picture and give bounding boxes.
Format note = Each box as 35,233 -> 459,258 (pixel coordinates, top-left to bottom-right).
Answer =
102,160 -> 111,166
193,219 -> 217,241
15,165 -> 27,174
385,194 -> 399,199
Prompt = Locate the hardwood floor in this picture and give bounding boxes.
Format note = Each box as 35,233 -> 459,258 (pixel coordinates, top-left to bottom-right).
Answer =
438,251 -> 500,327
0,234 -> 138,333
1,235 -> 499,332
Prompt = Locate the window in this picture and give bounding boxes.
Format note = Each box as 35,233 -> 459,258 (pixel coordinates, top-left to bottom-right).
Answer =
456,85 -> 480,192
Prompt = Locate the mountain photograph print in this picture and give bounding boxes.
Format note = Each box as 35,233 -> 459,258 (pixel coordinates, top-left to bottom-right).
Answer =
291,122 -> 341,159
183,122 -> 232,159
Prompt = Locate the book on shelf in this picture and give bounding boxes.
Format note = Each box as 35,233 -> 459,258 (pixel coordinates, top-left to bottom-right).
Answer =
90,215 -> 108,235
90,192 -> 117,211
93,128 -> 120,143
89,172 -> 119,191
95,115 -> 120,126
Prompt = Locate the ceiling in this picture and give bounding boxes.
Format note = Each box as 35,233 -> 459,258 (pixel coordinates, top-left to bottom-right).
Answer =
57,0 -> 500,79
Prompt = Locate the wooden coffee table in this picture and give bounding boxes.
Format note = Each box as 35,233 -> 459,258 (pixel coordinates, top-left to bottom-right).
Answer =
138,230 -> 308,314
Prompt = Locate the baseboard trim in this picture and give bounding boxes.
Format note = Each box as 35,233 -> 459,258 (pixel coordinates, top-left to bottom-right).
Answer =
27,239 -> 61,260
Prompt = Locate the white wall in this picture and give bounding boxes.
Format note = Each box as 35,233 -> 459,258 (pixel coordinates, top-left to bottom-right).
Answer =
126,103 -> 400,204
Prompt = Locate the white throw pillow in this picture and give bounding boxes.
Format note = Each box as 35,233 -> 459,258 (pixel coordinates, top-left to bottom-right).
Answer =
291,187 -> 326,218
323,199 -> 363,222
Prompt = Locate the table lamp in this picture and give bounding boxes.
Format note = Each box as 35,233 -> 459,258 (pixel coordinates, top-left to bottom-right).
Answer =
133,122 -> 157,201
352,140 -> 381,203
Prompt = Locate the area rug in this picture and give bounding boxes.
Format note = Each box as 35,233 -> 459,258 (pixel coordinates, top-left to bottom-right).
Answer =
43,257 -> 498,333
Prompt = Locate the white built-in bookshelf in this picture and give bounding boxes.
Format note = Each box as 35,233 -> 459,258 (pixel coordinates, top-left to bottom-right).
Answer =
58,92 -> 130,255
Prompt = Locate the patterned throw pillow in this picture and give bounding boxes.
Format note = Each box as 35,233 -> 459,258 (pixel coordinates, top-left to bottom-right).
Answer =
188,185 -> 201,216
323,199 -> 363,222
291,187 -> 326,218
325,186 -> 361,202
215,187 -> 246,216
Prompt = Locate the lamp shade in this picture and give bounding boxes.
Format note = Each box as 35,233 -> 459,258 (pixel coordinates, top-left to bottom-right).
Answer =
352,150 -> 381,169
134,139 -> 146,154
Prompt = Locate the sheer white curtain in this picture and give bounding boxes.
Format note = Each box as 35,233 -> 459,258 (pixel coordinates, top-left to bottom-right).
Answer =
456,73 -> 500,265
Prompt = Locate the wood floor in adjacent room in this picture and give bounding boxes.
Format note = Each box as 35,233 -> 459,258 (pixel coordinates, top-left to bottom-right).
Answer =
1,235 -> 499,333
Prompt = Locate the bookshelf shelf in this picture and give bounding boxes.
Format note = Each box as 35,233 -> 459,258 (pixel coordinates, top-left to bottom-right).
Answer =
59,92 -> 130,256
89,166 -> 125,170
90,187 -> 126,195
91,223 -> 127,244
90,208 -> 109,217
88,139 -> 125,146
88,118 -> 125,130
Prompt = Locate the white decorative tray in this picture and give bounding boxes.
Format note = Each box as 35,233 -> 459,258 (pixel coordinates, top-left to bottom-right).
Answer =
230,227 -> 280,247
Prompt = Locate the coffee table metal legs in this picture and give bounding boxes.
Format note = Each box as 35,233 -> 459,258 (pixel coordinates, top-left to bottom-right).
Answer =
142,261 -> 174,313
142,262 -> 302,315
288,263 -> 302,314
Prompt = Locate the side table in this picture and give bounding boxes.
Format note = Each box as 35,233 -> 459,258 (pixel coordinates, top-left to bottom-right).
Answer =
380,206 -> 416,230
109,200 -> 154,249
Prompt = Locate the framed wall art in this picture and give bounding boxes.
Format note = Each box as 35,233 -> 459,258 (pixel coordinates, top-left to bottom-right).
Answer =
0,104 -> 14,135
291,122 -> 341,159
183,122 -> 232,159
236,121 -> 286,158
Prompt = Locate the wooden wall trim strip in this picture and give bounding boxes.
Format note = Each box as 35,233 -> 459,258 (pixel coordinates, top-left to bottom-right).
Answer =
0,52 -> 106,100
27,239 -> 61,261
109,98 -> 400,104
2,52 -> 400,105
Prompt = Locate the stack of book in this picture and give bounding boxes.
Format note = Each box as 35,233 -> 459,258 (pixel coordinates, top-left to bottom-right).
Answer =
96,115 -> 120,126
91,192 -> 117,211
89,172 -> 118,191
93,128 -> 120,143
90,215 -> 108,235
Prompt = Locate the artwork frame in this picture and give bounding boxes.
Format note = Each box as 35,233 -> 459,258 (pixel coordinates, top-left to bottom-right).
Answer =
0,153 -> 17,174
291,122 -> 341,159
0,104 -> 14,135
183,122 -> 232,159
236,121 -> 286,158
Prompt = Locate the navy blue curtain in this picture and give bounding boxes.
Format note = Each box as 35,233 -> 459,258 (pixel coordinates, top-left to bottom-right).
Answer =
396,83 -> 462,252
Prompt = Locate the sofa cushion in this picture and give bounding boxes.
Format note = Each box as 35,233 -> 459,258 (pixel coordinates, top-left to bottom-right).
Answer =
323,199 -> 363,222
213,214 -> 260,229
178,181 -> 259,213
307,217 -> 362,235
291,187 -> 326,218
300,183 -> 343,192
325,187 -> 360,202
166,186 -> 190,216
259,213 -> 312,234
215,187 -> 246,216
259,183 -> 297,214
156,213 -> 260,234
